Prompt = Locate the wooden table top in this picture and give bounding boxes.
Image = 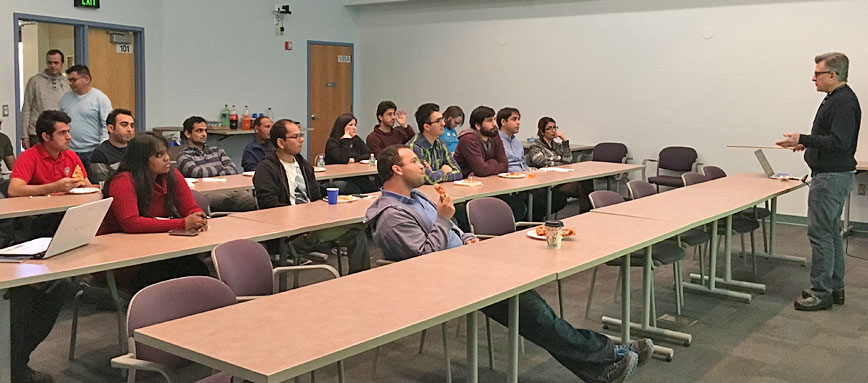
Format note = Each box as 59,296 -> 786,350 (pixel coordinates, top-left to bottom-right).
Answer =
188,174 -> 255,193
229,193 -> 381,231
0,192 -> 102,220
0,216 -> 288,290
593,173 -> 805,227
433,161 -> 643,200
315,163 -> 378,181
135,246 -> 557,383
455,211 -> 685,279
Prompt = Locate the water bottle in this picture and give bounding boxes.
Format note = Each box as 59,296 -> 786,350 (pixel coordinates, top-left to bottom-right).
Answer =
266,107 -> 273,119
220,104 -> 230,128
368,153 -> 377,167
315,154 -> 326,168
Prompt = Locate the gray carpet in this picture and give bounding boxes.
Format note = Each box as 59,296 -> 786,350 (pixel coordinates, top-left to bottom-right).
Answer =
28,207 -> 868,382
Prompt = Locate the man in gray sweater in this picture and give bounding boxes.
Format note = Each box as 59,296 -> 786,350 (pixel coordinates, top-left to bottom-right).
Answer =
364,144 -> 651,383
20,49 -> 70,149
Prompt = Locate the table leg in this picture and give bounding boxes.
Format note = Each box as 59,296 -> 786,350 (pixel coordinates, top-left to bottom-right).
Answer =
278,240 -> 289,291
602,247 -> 688,354
466,312 -> 478,383
621,252 -> 630,343
545,187 -> 552,221
106,271 -> 128,353
527,193 -> 534,222
508,296 -> 519,383
684,219 -> 754,302
751,198 -> 806,264
1,288 -> 9,383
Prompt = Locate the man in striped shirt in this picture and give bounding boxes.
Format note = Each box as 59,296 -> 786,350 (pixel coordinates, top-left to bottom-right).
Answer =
407,103 -> 462,184
177,116 -> 256,212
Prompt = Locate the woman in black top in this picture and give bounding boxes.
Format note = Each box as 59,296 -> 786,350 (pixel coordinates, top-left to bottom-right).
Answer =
324,113 -> 371,164
322,113 -> 377,193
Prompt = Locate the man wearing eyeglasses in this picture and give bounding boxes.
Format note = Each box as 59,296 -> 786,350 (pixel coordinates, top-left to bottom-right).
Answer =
253,119 -> 370,274
777,52 -> 861,311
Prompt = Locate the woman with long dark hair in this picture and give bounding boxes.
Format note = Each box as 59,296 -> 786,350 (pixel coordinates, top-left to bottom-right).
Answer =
324,113 -> 371,164
98,132 -> 209,291
101,132 -> 207,233
322,113 -> 376,193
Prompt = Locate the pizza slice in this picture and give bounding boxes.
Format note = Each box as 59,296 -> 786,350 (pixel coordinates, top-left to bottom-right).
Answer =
71,165 -> 85,183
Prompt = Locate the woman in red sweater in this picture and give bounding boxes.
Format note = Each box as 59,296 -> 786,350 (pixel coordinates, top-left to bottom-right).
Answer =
99,132 -> 209,291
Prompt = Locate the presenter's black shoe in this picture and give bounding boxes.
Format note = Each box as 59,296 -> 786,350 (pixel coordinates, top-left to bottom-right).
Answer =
794,294 -> 833,311
801,288 -> 844,305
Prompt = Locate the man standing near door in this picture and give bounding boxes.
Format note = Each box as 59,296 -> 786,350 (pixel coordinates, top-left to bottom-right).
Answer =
20,49 -> 71,149
59,64 -> 112,173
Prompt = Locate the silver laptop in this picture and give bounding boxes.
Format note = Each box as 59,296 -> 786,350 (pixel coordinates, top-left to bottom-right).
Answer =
0,197 -> 113,260
754,149 -> 804,180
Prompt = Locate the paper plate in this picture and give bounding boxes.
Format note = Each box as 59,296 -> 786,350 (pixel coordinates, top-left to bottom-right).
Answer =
314,167 -> 327,172
498,172 -> 527,179
68,187 -> 100,194
243,171 -> 255,177
454,180 -> 482,186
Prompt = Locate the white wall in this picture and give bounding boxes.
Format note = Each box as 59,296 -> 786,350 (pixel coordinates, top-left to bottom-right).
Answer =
1,0 -> 359,159
353,0 -> 868,219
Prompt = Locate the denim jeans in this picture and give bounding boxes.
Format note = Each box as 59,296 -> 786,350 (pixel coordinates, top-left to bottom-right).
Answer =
6,279 -> 74,375
807,171 -> 855,296
481,290 -> 616,382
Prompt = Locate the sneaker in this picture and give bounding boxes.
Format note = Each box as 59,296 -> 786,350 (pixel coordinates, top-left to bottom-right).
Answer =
615,338 -> 654,366
802,288 -> 844,305
597,350 -> 637,383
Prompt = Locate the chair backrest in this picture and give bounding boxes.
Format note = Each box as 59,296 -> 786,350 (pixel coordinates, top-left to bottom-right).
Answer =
126,276 -> 236,370
681,172 -> 709,186
658,146 -> 697,172
627,180 -> 657,199
168,145 -> 183,162
702,165 -> 727,180
466,197 -> 517,236
190,189 -> 213,216
212,239 -> 276,297
591,142 -> 629,163
589,190 -> 625,209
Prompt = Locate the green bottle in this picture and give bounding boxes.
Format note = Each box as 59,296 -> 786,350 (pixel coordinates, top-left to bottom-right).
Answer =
220,104 -> 230,128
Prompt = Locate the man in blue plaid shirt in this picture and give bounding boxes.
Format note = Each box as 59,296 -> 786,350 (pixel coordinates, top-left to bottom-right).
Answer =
407,103 -> 463,184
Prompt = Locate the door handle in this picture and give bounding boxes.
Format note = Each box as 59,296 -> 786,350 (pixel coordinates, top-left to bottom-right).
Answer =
311,114 -> 318,120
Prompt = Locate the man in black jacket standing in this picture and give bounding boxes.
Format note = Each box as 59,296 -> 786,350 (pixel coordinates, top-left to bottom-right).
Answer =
777,52 -> 861,311
253,119 -> 369,274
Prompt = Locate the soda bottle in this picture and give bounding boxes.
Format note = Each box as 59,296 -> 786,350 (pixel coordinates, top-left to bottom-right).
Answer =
220,104 -> 230,128
229,105 -> 238,130
241,105 -> 252,130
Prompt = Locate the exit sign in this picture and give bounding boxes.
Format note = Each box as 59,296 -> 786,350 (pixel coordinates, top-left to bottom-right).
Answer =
74,0 -> 100,9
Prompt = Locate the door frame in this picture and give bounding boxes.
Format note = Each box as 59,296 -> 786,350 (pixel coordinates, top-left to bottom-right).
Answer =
12,13 -> 146,151
306,40 -> 354,159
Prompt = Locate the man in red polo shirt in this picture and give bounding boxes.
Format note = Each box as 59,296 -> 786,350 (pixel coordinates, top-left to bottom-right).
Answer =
8,110 -> 93,197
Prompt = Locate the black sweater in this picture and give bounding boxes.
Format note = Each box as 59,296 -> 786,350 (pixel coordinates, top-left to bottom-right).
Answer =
252,153 -> 322,209
325,136 -> 371,164
800,84 -> 861,174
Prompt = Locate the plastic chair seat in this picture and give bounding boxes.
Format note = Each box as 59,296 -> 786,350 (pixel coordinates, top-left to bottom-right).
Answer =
716,216 -> 760,234
647,175 -> 684,188
679,228 -> 710,247
605,242 -> 685,267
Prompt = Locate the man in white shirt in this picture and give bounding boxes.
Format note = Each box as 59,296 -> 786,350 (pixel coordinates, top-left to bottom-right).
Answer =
253,119 -> 369,273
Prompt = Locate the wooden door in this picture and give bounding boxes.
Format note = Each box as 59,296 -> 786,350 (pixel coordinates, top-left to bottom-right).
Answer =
88,28 -> 135,114
308,43 -> 353,158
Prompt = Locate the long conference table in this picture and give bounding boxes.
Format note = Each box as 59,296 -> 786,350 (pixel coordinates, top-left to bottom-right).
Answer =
0,161 -> 642,383
130,172 -> 807,382
0,163 -> 379,220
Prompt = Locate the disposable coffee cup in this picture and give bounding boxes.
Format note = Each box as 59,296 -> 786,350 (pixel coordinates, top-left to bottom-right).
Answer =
326,188 -> 339,205
545,220 -> 564,249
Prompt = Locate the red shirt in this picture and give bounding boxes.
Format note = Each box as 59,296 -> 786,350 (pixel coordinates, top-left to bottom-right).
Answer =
11,143 -> 87,185
98,168 -> 203,234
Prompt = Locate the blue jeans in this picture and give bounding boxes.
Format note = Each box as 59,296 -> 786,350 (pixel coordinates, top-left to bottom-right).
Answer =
481,290 -> 616,382
807,171 -> 854,296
